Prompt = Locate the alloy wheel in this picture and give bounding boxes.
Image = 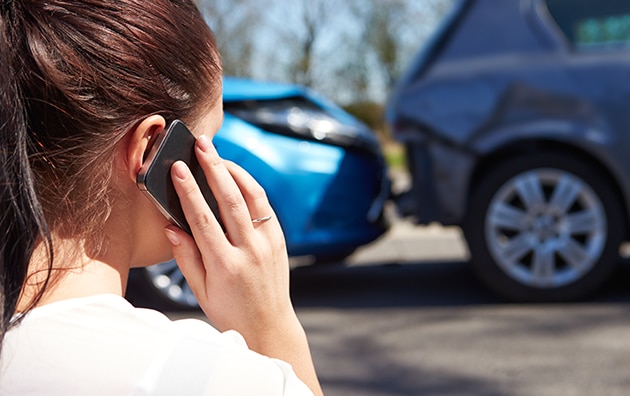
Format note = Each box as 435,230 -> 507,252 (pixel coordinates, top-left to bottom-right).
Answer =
485,168 -> 607,289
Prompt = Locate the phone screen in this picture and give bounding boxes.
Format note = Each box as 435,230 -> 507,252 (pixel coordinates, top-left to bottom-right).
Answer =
136,120 -> 223,235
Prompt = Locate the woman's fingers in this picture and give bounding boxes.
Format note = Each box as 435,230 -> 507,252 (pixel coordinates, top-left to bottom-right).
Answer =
170,161 -> 225,251
169,135 -> 280,264
173,135 -> 277,248
194,135 -> 254,243
224,161 -> 277,227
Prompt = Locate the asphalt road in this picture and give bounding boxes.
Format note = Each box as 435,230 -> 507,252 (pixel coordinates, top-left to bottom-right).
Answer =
289,223 -> 630,396
167,221 -> 630,396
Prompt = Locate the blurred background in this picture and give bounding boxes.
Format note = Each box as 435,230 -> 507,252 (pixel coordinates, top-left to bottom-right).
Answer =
198,0 -> 452,101
196,0 -> 453,143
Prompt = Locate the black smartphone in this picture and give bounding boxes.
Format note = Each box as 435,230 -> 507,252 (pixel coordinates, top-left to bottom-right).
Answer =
136,119 -> 223,235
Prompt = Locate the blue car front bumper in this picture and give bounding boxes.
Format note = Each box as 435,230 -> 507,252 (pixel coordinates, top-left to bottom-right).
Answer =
216,113 -> 390,258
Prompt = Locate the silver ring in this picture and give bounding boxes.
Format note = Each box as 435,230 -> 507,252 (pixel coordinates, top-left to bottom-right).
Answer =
251,215 -> 273,223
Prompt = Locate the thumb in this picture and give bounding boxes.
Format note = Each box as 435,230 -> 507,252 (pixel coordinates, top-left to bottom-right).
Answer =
164,225 -> 206,297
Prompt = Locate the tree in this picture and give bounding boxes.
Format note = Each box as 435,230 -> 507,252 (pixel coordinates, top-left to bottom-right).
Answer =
365,0 -> 406,88
197,0 -> 456,105
270,0 -> 336,88
199,0 -> 267,77
337,0 -> 455,103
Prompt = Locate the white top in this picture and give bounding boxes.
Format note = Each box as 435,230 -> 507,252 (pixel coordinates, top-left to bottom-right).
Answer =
0,294 -> 313,395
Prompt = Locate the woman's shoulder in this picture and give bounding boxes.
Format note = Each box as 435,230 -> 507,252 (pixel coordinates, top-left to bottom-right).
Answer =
13,293 -> 221,340
2,294 -> 312,396
0,294 -> 216,394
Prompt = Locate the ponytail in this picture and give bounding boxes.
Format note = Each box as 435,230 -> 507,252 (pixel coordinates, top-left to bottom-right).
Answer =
0,13 -> 52,351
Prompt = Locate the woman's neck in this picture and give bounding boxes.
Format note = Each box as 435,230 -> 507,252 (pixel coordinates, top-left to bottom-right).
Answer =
17,238 -> 130,312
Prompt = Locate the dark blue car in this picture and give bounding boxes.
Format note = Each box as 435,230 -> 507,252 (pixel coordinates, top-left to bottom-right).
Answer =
387,0 -> 630,302
129,77 -> 390,309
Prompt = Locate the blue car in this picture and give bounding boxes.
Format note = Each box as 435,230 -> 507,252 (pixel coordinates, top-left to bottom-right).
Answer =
128,78 -> 390,309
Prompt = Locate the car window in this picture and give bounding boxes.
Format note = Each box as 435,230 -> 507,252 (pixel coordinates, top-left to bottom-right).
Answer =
545,0 -> 630,50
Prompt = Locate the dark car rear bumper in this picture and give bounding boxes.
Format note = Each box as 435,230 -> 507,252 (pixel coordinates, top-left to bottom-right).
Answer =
395,140 -> 474,226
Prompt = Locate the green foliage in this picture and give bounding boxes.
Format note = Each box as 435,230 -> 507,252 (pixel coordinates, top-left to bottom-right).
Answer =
343,101 -> 407,170
383,142 -> 407,170
342,101 -> 385,133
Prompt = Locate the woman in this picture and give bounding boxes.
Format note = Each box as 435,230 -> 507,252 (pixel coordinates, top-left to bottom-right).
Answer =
0,1 -> 322,395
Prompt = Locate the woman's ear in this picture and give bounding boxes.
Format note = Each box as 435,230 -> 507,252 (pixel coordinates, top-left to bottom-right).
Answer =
124,115 -> 167,183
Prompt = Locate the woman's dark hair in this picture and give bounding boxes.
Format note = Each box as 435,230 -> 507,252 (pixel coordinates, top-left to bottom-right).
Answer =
0,0 -> 221,350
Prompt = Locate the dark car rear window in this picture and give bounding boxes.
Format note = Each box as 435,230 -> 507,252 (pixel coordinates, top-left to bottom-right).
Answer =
545,0 -> 630,50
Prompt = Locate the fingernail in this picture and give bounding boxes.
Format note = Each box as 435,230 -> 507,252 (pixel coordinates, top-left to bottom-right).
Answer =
172,161 -> 188,180
164,226 -> 181,246
196,134 -> 213,153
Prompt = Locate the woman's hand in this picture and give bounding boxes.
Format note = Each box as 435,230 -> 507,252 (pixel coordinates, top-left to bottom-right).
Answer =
165,134 -> 292,334
163,134 -> 322,395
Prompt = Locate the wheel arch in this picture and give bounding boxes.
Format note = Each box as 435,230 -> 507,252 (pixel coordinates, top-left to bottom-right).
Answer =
466,139 -> 630,238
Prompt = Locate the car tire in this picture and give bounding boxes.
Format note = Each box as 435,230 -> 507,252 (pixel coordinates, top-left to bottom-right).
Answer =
313,249 -> 356,265
463,151 -> 625,302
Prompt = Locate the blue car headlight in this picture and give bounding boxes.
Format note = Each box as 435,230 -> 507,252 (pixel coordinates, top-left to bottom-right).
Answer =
224,97 -> 382,155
